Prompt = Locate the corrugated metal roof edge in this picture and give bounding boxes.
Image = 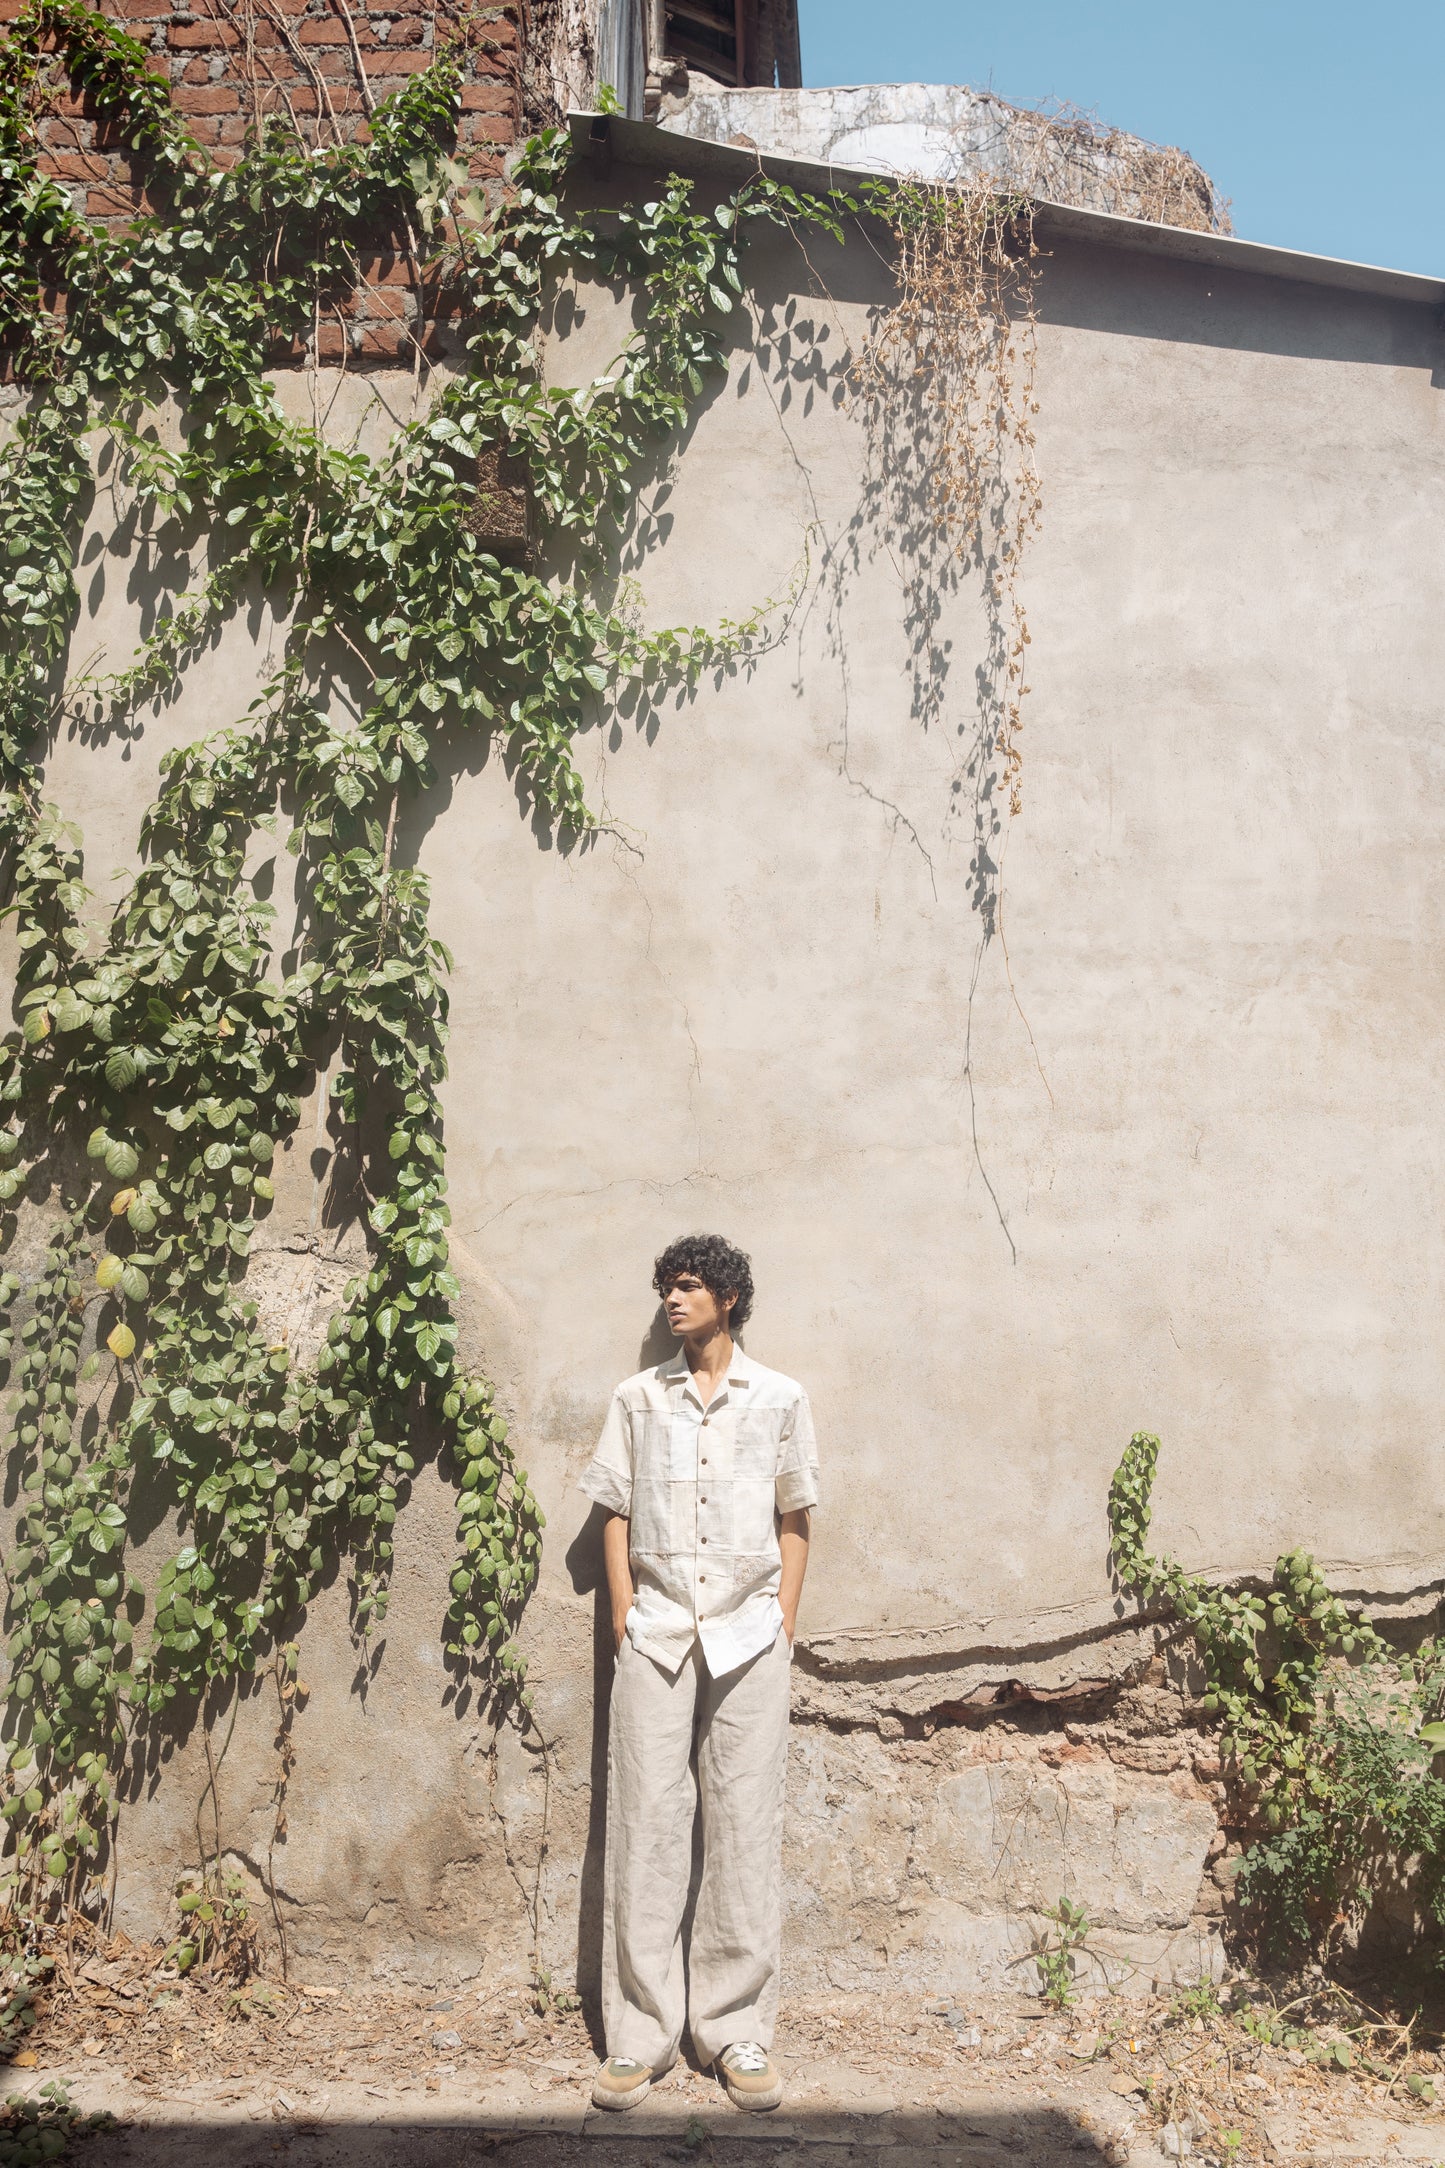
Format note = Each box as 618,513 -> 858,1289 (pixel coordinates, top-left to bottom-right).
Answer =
565,111 -> 1445,310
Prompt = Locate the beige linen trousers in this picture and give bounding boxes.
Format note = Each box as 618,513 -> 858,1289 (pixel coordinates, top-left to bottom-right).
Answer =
602,1626 -> 792,2069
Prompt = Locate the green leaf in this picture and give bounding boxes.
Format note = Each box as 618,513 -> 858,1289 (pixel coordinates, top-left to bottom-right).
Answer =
105,1048 -> 138,1090
105,1141 -> 139,1181
96,1255 -> 124,1291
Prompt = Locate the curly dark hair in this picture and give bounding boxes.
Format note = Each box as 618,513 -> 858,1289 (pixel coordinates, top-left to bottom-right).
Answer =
652,1233 -> 754,1331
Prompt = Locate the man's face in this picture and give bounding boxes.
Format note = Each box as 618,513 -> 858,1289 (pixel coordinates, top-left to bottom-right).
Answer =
663,1271 -> 735,1340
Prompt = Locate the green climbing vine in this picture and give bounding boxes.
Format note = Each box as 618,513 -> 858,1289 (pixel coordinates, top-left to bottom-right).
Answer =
0,0 -> 844,1932
1110,1431 -> 1445,1963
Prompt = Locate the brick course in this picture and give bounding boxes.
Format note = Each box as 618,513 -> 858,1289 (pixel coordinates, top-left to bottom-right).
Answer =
20,0 -> 532,369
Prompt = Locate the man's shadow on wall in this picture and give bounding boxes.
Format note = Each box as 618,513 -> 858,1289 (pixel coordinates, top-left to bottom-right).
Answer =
561,1306 -> 708,2049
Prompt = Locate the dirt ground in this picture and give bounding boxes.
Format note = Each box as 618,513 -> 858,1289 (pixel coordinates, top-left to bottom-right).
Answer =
8,1950 -> 1445,2167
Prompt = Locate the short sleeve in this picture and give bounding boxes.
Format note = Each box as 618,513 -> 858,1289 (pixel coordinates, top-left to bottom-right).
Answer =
578,1391 -> 634,1517
774,1389 -> 819,1513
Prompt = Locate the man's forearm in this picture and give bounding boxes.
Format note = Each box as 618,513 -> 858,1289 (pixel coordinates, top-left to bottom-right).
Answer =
602,1512 -> 634,1651
778,1508 -> 810,1642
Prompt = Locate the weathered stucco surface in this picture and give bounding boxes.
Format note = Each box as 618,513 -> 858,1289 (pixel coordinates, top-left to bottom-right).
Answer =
658,82 -> 1223,224
6,146 -> 1444,1996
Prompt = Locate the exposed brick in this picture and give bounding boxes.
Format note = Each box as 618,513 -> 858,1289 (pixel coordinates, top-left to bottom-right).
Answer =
460,112 -> 514,142
86,185 -> 154,214
22,0 -> 525,367
337,285 -> 413,319
358,47 -> 431,72
170,85 -> 239,111
35,151 -> 111,180
354,253 -> 414,286
168,20 -> 238,45
312,322 -> 439,366
349,322 -> 421,361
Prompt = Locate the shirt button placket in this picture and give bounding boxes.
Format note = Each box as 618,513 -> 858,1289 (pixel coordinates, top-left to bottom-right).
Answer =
697,1411 -> 707,1607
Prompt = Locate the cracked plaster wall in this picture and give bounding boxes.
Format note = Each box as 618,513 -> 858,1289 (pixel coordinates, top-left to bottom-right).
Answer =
6,156 -> 1445,1995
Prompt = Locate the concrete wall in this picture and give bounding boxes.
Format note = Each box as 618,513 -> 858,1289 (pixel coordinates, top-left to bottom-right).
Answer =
8,163 -> 1445,1997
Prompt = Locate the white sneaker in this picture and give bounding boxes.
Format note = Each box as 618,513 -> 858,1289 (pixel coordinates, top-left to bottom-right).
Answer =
715,2039 -> 783,2112
591,2056 -> 652,2110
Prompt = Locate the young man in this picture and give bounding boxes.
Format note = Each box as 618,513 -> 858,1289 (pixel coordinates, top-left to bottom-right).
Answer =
578,1233 -> 817,2116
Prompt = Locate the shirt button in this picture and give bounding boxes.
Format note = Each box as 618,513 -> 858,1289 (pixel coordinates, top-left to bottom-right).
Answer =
701,1417 -> 709,1427
699,1574 -> 706,1584
700,1495 -> 707,1504
701,1456 -> 708,1465
700,1535 -> 708,1544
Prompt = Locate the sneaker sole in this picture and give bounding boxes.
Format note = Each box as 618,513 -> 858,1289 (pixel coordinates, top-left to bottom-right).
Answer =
590,2075 -> 652,2112
720,2076 -> 784,2112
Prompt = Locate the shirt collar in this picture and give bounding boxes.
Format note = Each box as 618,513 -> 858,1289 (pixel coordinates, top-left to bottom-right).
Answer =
657,1345 -> 755,1390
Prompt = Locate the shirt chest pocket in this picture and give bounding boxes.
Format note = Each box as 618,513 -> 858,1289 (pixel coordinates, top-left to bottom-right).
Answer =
630,1409 -> 692,1483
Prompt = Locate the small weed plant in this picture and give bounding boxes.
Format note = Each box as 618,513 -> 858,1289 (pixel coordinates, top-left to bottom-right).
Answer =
1033,1895 -> 1091,2009
0,2082 -> 112,2168
168,1869 -> 257,1978
1168,1980 -> 1224,2025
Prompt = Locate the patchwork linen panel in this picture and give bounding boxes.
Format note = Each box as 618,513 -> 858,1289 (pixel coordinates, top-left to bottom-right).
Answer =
580,1348 -> 819,1677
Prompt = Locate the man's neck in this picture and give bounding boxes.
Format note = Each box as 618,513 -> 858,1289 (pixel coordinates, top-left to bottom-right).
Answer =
682,1327 -> 734,1400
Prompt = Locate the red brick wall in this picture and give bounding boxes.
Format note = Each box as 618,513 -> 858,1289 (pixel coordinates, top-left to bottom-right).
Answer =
7,0 -> 535,365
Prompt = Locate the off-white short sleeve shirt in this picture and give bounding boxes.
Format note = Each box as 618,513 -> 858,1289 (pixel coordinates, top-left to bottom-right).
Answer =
578,1347 -> 819,1677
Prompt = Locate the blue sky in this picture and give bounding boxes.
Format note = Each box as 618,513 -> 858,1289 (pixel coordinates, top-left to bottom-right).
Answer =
797,1 -> 1445,276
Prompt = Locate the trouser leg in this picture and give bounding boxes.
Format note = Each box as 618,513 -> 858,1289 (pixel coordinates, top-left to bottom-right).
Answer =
601,1638 -> 701,2069
688,1628 -> 792,2063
